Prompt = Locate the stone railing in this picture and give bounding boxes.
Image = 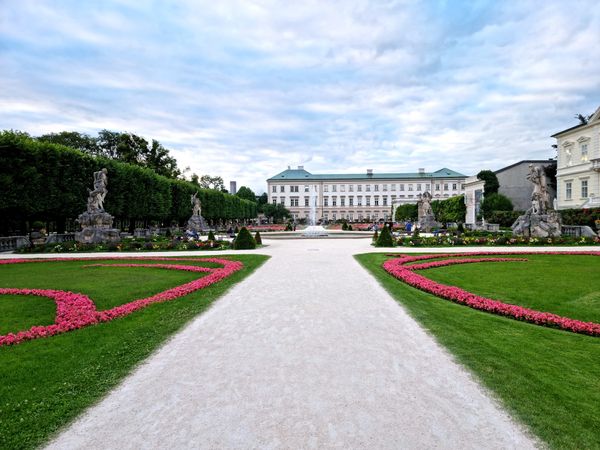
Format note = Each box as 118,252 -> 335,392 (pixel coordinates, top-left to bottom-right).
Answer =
45,233 -> 76,244
561,225 -> 597,238
0,236 -> 31,252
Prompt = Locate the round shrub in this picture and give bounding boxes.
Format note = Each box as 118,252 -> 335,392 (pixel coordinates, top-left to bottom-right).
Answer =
233,226 -> 256,249
375,225 -> 395,247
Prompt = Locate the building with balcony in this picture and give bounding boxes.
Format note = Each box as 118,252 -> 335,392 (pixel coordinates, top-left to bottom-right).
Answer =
552,106 -> 600,209
267,166 -> 467,222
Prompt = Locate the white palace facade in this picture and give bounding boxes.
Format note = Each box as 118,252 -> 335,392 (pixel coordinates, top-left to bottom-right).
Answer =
267,166 -> 467,222
552,106 -> 600,210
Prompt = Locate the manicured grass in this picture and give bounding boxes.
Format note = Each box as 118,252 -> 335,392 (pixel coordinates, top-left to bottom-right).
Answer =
0,255 -> 268,449
356,253 -> 600,450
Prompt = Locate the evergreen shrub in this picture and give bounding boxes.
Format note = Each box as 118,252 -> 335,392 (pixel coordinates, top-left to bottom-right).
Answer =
233,227 -> 256,249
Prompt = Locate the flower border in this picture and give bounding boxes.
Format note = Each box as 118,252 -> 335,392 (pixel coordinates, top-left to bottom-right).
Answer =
0,257 -> 243,346
382,252 -> 600,337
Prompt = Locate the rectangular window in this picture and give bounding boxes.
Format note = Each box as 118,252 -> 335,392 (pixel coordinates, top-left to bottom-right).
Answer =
357,196 -> 363,206
391,184 -> 396,191
452,183 -> 457,190
272,198 -> 277,204
566,182 -> 572,200
341,185 -> 346,192
304,197 -> 309,207
324,185 -> 329,192
332,185 -> 337,192
366,197 -> 371,206
374,197 -> 379,206
280,197 -> 285,205
435,184 -> 440,191
366,185 -> 371,192
332,197 -> 337,206
357,185 -> 362,192
581,180 -> 589,198
399,184 -> 404,191
444,184 -> 449,191
374,185 -> 379,192
341,197 -> 345,206
383,197 -> 388,206
291,197 -> 299,207
294,186 -> 300,193
425,184 -> 430,191
417,184 -> 422,191
272,186 -> 276,193
349,197 -> 354,206
408,184 -> 413,191
582,143 -> 589,161
324,197 -> 328,207
304,185 -> 309,192
349,185 -> 354,192
383,184 -> 388,191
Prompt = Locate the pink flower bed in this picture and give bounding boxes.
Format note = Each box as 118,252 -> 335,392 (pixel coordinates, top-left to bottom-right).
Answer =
382,252 -> 600,337
0,257 -> 243,346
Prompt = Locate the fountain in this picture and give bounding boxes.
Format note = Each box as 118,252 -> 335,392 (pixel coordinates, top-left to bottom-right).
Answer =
303,184 -> 328,237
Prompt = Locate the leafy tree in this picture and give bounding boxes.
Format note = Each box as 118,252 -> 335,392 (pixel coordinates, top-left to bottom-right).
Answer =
236,186 -> 257,202
37,131 -> 98,154
199,175 -> 225,191
258,192 -> 268,204
431,195 -> 466,223
480,193 -> 513,218
477,170 -> 499,194
394,204 -> 418,221
261,203 -> 290,223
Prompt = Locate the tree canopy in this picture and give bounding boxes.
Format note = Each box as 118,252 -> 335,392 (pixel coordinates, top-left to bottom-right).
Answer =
480,193 -> 513,218
235,186 -> 256,202
477,170 -> 499,195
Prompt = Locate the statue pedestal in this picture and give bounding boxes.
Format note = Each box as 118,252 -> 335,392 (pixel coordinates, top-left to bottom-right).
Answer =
418,214 -> 440,232
512,211 -> 562,238
75,211 -> 121,244
187,214 -> 210,232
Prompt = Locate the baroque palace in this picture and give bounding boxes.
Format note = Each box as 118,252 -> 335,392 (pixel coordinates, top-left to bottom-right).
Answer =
267,166 -> 467,222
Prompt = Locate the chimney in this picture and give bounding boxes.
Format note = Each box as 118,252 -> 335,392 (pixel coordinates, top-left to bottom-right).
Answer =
287,165 -> 291,170
229,181 -> 237,195
418,168 -> 425,175
367,169 -> 373,177
298,165 -> 304,170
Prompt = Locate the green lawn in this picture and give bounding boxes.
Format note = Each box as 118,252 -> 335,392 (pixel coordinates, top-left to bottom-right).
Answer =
0,255 -> 268,450
356,253 -> 600,450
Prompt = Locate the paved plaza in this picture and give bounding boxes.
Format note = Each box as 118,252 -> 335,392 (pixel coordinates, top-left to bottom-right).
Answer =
8,240 -> 567,448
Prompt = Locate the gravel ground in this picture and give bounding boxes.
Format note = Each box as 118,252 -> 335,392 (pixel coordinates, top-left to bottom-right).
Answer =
21,239 -> 566,448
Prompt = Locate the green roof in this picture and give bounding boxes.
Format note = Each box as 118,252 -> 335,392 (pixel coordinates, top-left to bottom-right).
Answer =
267,167 -> 466,181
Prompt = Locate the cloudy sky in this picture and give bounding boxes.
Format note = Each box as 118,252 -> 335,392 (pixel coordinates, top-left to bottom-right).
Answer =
1,0 -> 599,193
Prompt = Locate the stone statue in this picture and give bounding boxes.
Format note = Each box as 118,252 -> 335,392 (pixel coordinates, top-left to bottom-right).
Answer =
417,191 -> 439,232
526,164 -> 549,215
512,164 -> 561,238
87,168 -> 108,212
76,168 -> 120,244
191,192 -> 202,216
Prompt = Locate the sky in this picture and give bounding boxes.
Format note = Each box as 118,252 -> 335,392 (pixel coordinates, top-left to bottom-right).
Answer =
1,0 -> 599,193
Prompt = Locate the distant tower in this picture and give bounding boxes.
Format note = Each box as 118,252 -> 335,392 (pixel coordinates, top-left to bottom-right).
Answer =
230,181 -> 237,195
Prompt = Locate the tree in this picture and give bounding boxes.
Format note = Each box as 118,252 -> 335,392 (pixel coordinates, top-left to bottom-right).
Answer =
258,192 -> 268,204
375,224 -> 395,247
480,193 -> 513,218
477,170 -> 499,195
261,203 -> 290,222
233,226 -> 256,249
199,175 -> 225,191
236,186 -> 257,203
394,204 -> 418,221
37,131 -> 98,154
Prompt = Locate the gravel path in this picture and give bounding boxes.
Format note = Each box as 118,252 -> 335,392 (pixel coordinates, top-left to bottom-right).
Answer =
42,239 -> 542,449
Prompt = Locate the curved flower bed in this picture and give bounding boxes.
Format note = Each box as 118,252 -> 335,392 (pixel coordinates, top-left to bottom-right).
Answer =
0,257 -> 243,346
383,252 -> 600,337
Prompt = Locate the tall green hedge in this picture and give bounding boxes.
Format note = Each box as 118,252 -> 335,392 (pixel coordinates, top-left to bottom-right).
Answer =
0,131 -> 256,233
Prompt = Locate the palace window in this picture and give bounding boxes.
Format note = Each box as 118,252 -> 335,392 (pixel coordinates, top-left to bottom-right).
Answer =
349,185 -> 354,192
291,185 -> 299,193
383,184 -> 388,191
366,197 -> 371,206
391,184 -> 396,191
452,183 -> 457,190
304,185 -> 309,192
374,197 -> 379,206
357,185 -> 362,192
272,186 -> 276,193
324,197 -> 328,207
272,198 -> 277,204
581,179 -> 589,198
435,184 -> 440,191
341,197 -> 345,206
304,197 -> 309,207
280,186 -> 285,192
341,185 -> 346,192
444,184 -> 449,191
366,185 -> 371,192
332,197 -> 337,206
291,197 -> 299,207
332,185 -> 337,192
324,185 -> 329,192
425,184 -> 431,191
416,184 -> 422,191
357,196 -> 363,206
383,196 -> 388,206
581,143 -> 589,161
280,197 -> 285,205
408,184 -> 413,191
566,182 -> 572,200
399,184 -> 404,191
374,185 -> 379,192
349,197 -> 354,206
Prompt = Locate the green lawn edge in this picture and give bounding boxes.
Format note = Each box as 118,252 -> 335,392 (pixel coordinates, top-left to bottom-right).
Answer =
355,252 -> 600,450
0,254 -> 269,450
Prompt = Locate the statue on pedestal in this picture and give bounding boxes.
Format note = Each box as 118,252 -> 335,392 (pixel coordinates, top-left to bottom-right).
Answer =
417,191 -> 440,232
512,164 -> 561,238
187,191 -> 210,232
75,168 -> 120,244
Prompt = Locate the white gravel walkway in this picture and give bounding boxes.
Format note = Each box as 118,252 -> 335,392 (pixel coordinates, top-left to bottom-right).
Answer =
38,239 -> 549,449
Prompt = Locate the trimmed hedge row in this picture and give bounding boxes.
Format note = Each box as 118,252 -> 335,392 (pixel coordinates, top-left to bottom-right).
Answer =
0,131 -> 256,233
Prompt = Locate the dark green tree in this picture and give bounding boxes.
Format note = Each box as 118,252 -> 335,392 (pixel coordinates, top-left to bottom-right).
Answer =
254,231 -> 262,245
37,131 -> 98,154
375,225 -> 395,247
480,193 -> 513,218
261,203 -> 290,223
477,170 -> 500,194
236,186 -> 257,203
394,203 -> 418,221
199,175 -> 225,191
233,226 -> 256,249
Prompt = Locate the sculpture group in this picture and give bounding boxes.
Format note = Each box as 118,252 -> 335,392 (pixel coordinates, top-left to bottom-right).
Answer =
511,164 -> 561,238
187,191 -> 209,232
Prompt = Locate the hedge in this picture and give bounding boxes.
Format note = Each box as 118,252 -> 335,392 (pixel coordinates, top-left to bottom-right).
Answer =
0,131 -> 256,234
